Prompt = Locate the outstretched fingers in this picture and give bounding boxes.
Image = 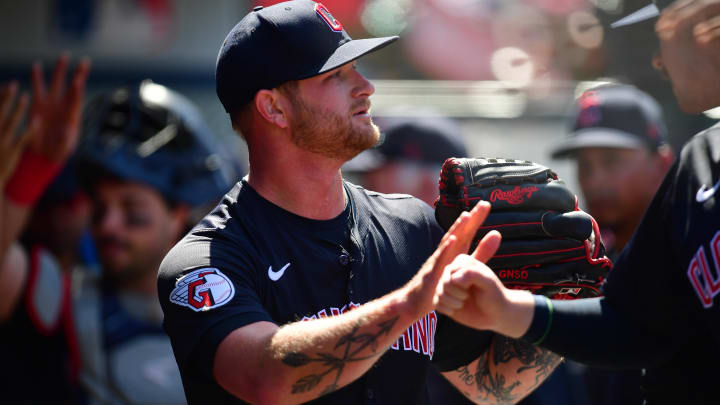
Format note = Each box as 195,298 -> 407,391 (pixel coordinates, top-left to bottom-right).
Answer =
49,53 -> 69,101
0,82 -> 19,127
4,93 -> 29,139
695,14 -> 720,44
66,58 -> 91,124
472,230 -> 501,263
441,201 -> 491,255
31,62 -> 46,105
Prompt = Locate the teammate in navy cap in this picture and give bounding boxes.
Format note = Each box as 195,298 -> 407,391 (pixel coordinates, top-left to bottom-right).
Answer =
158,1 -> 561,404
434,0 -> 720,403
552,84 -> 675,257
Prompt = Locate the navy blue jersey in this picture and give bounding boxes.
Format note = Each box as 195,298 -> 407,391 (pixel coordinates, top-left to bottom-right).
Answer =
158,179 -> 492,404
523,123 -> 720,404
602,123 -> 720,402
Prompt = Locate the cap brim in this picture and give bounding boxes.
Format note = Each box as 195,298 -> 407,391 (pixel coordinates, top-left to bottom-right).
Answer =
610,4 -> 659,28
551,128 -> 650,158
312,36 -> 398,76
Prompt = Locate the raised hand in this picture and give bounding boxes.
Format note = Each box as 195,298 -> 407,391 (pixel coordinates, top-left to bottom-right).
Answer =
433,230 -> 536,338
403,201 -> 497,318
0,82 -> 38,185
656,0 -> 720,45
28,53 -> 91,163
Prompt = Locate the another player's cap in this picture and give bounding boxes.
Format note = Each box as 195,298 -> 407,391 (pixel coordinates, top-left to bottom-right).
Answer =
216,0 -> 398,113
610,0 -> 674,28
551,85 -> 668,159
344,117 -> 467,172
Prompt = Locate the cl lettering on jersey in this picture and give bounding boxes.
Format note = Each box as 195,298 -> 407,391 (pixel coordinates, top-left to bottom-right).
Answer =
302,303 -> 438,360
315,3 -> 343,32
169,268 -> 235,312
687,231 -> 720,308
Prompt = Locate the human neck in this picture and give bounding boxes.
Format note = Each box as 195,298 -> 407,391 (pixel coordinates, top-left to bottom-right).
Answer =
247,147 -> 347,220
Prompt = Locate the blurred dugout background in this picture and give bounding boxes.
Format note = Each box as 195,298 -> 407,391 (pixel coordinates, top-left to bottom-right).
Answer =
0,0 -> 718,208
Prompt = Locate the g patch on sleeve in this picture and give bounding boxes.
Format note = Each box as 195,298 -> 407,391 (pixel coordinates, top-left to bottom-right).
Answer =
170,268 -> 235,312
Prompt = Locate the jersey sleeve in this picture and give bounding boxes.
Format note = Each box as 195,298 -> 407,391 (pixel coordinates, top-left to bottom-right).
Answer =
157,233 -> 274,378
431,314 -> 494,372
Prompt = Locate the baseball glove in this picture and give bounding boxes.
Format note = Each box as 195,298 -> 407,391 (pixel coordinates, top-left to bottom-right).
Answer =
435,157 -> 611,299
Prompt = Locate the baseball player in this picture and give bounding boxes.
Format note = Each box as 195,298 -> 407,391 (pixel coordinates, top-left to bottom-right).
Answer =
552,84 -> 675,258
1,77 -> 238,404
157,1 -> 560,404
550,84 -> 675,405
434,0 -> 720,403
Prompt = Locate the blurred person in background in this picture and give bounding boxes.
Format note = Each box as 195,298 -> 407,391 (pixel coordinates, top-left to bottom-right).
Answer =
0,55 -> 90,405
0,70 -> 239,404
552,84 -> 675,259
20,158 -> 99,274
550,84 -> 674,405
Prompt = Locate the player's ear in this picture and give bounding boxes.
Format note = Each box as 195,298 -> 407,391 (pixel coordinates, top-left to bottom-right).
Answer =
168,204 -> 190,241
657,144 -> 675,171
254,89 -> 290,129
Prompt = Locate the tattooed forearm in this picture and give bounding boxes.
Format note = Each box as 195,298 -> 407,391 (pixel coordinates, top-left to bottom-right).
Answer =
472,354 -> 521,404
457,365 -> 475,386
281,316 -> 399,395
451,337 -> 561,404
453,351 -> 519,404
493,336 -> 562,389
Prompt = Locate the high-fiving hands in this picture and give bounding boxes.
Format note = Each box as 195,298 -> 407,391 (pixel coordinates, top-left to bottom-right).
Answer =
404,201 -> 502,318
432,210 -> 537,339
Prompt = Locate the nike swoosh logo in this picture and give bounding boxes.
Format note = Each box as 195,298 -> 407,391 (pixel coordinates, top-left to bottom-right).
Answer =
268,263 -> 291,281
696,180 -> 720,203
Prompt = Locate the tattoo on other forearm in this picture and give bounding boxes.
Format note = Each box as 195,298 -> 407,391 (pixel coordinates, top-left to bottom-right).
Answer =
493,336 -> 563,388
457,365 -> 474,386
454,337 -> 561,404
282,316 -> 399,395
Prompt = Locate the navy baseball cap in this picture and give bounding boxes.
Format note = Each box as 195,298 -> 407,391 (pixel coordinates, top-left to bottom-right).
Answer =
610,0 -> 675,28
551,85 -> 668,159
216,0 -> 398,113
344,117 -> 467,172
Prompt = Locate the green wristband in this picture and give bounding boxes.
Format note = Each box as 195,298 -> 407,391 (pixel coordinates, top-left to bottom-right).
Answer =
533,297 -> 553,345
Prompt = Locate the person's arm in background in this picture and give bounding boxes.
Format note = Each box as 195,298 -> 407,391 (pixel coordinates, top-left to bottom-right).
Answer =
212,204 -> 504,405
0,54 -> 90,321
0,81 -> 37,320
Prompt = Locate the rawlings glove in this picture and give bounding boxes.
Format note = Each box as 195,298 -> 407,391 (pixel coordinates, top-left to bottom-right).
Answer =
435,157 -> 611,299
